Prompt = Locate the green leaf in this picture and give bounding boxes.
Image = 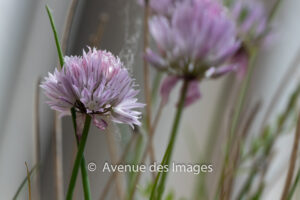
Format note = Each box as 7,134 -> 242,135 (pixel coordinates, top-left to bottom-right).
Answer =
45,5 -> 64,68
164,190 -> 174,200
12,164 -> 38,200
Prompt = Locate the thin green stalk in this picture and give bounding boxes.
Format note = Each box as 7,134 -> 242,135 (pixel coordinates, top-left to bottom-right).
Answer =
195,78 -> 234,199
268,0 -> 283,23
287,167 -> 300,200
150,80 -> 189,200
281,112 -> 300,200
149,146 -> 168,200
71,108 -> 91,200
238,83 -> 300,199
66,115 -> 92,200
151,71 -> 163,104
47,6 -> 92,199
46,5 -> 64,68
218,47 -> 257,199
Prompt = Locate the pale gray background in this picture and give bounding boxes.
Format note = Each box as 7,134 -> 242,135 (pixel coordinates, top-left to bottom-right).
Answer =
0,0 -> 300,199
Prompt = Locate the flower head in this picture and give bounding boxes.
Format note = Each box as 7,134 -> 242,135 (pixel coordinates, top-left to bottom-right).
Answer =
146,0 -> 240,78
41,48 -> 144,129
145,0 -> 240,106
229,0 -> 269,79
232,0 -> 268,43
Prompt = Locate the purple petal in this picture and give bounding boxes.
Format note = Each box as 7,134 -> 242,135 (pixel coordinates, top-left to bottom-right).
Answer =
41,47 -> 144,128
233,52 -> 249,80
184,81 -> 201,107
160,75 -> 180,105
205,64 -> 238,79
76,113 -> 86,140
92,116 -> 108,130
144,48 -> 167,70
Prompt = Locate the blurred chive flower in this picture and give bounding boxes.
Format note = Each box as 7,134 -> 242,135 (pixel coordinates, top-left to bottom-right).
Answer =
41,48 -> 144,130
230,0 -> 269,79
145,0 -> 240,105
232,0 -> 268,43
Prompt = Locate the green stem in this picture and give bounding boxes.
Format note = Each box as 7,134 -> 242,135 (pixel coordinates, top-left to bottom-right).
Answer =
66,115 -> 92,200
150,80 -> 189,200
149,148 -> 168,200
268,0 -> 283,23
287,167 -> 300,200
46,5 -> 64,68
46,6 -> 92,199
81,159 -> 91,200
217,47 -> 257,199
71,108 -> 91,200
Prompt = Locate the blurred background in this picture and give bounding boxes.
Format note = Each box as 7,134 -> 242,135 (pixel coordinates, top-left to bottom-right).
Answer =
0,0 -> 300,199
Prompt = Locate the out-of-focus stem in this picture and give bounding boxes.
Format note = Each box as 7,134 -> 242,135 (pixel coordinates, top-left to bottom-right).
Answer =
219,47 -> 257,199
150,80 -> 189,200
237,83 -> 300,199
25,162 -> 32,200
281,112 -> 300,200
61,0 -> 79,53
127,100 -> 165,200
34,78 -> 41,199
54,112 -> 64,200
105,121 -> 124,200
143,0 -> 156,165
288,167 -> 300,200
13,165 -> 38,200
99,134 -> 137,200
260,46 -> 300,133
224,102 -> 261,200
268,0 -> 283,23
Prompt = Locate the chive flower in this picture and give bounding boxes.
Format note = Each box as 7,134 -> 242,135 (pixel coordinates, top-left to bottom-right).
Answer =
145,0 -> 240,105
41,48 -> 144,130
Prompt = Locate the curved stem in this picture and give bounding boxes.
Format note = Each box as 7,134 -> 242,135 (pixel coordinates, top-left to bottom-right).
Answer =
281,112 -> 300,200
127,100 -> 165,200
268,0 -> 283,23
150,80 -> 189,200
66,115 -> 92,200
218,48 -> 257,199
25,162 -> 31,200
288,167 -> 300,200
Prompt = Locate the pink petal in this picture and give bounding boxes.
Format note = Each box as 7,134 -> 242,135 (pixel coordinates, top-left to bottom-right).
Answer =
144,48 -> 167,70
76,113 -> 86,140
205,64 -> 238,79
160,75 -> 180,105
184,81 -> 201,107
92,116 -> 108,130
233,52 -> 249,80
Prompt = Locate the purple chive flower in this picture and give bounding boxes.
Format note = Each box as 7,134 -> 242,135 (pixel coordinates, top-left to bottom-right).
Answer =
41,48 -> 144,131
230,0 -> 269,79
232,0 -> 268,43
145,0 -> 240,106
